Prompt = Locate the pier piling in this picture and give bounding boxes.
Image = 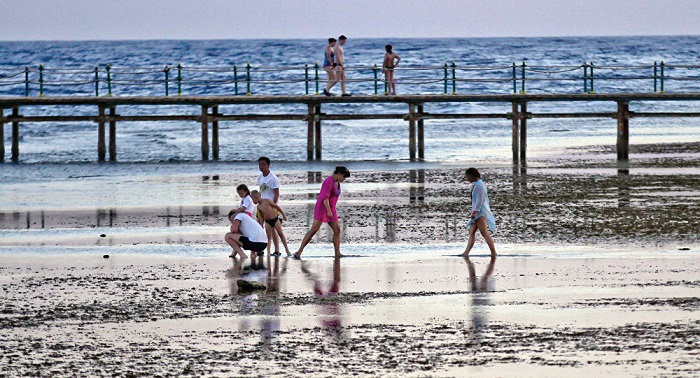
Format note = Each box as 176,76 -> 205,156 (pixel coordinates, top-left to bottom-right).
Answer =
97,105 -> 106,161
314,104 -> 322,160
511,102 -> 520,165
417,104 -> 425,161
109,106 -> 117,161
616,101 -> 630,164
11,107 -> 19,162
520,102 -> 528,165
408,103 -> 417,161
201,105 -> 209,160
307,103 -> 314,160
212,105 -> 220,160
0,108 -> 4,162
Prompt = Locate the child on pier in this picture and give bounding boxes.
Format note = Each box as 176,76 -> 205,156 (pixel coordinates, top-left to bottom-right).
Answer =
383,44 -> 401,95
251,190 -> 291,257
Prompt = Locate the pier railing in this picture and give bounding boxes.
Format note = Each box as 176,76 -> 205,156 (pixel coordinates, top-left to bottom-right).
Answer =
1,62 -> 698,97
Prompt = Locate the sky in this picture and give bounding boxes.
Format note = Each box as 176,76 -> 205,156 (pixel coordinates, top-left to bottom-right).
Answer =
1,0 -> 699,41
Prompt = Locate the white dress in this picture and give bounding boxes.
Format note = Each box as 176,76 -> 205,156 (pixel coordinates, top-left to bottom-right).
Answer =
466,179 -> 496,232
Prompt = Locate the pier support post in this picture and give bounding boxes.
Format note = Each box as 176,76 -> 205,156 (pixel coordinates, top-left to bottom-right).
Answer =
0,108 -> 4,163
314,104 -> 322,160
417,104 -> 425,161
616,101 -> 630,164
511,102 -> 520,165
97,105 -> 106,161
109,106 -> 117,161
201,105 -> 209,161
408,103 -> 417,161
11,107 -> 19,162
520,102 -> 527,165
212,105 -> 220,160
307,103 -> 314,160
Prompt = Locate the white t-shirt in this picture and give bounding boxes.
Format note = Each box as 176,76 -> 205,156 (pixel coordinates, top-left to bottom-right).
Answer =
257,171 -> 280,202
239,195 -> 254,216
234,213 -> 267,243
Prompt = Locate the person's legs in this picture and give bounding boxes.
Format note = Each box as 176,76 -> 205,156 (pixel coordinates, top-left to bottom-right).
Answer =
264,223 -> 273,255
271,227 -> 280,254
225,232 -> 248,259
274,221 -> 291,256
324,67 -> 337,93
476,218 -> 497,256
387,70 -> 396,94
294,219 -> 323,258
337,67 -> 346,94
460,223 -> 479,256
329,220 -> 343,258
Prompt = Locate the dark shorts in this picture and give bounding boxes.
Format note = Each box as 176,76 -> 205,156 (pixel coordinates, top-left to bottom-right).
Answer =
239,236 -> 267,252
265,217 -> 279,228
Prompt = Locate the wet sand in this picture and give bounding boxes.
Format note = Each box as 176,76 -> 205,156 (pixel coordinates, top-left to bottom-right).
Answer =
1,250 -> 699,376
1,142 -> 699,376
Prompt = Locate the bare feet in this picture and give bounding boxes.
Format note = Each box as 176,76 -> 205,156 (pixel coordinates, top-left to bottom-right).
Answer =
334,253 -> 344,258
293,251 -> 302,259
459,251 -> 470,257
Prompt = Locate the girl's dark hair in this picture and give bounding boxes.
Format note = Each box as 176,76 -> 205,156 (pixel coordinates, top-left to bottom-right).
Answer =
236,184 -> 250,195
329,38 -> 337,43
385,44 -> 392,53
465,167 -> 481,178
334,166 -> 350,178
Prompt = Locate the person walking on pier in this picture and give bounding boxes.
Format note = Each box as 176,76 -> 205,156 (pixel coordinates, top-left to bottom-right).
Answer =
294,166 -> 351,259
257,157 -> 282,253
461,168 -> 497,257
323,38 -> 338,96
335,35 -> 351,97
383,44 -> 401,95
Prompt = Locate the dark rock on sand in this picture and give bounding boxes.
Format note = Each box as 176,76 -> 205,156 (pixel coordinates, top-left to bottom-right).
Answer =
103,255 -> 109,259
100,234 -> 106,237
237,279 -> 266,293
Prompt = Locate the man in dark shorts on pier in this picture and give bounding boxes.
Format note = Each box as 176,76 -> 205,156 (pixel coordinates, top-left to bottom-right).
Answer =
225,209 -> 268,259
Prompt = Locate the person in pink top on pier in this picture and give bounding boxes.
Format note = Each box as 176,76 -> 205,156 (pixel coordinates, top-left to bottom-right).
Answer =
294,166 -> 350,259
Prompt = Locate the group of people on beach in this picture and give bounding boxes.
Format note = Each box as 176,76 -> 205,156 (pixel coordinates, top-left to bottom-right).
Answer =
322,36 -> 401,96
224,158 -> 496,259
224,157 -> 351,260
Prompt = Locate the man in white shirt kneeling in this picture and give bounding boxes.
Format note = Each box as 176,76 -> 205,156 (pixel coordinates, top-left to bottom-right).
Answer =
225,209 -> 268,259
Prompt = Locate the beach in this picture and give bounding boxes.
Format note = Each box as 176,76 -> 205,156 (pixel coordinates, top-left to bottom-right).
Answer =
1,143 -> 699,376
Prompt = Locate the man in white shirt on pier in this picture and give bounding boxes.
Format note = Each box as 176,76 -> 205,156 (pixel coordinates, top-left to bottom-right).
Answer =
257,156 -> 282,253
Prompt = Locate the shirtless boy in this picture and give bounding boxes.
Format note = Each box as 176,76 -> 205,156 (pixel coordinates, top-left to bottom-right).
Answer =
383,44 -> 401,95
335,35 -> 351,96
251,190 -> 291,256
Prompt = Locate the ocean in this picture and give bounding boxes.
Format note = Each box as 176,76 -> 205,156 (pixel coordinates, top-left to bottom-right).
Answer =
1,36 -> 699,165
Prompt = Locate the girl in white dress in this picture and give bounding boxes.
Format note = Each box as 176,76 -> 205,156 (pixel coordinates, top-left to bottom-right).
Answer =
461,168 -> 497,257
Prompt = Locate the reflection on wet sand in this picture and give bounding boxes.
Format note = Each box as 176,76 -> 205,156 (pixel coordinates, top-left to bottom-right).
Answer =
512,165 -> 528,194
226,254 -> 288,352
409,169 -> 425,204
463,256 -> 496,340
618,169 -> 630,208
301,258 -> 346,342
0,206 -> 222,230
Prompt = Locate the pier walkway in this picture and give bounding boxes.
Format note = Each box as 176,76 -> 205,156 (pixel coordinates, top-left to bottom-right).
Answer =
2,93 -> 700,164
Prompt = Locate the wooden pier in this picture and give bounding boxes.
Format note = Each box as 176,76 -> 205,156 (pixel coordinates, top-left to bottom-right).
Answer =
2,93 -> 700,165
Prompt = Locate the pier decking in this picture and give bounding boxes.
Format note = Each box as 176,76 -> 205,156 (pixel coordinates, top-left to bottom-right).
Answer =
2,93 -> 700,164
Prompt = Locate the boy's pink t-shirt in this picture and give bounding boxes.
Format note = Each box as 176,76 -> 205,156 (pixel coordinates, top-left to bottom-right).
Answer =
313,176 -> 341,222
